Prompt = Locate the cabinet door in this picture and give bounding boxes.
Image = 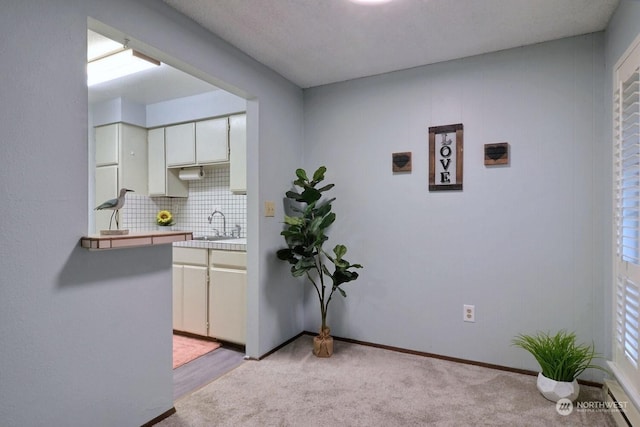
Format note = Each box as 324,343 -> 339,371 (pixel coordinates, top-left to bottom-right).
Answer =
166,122 -> 196,167
174,247 -> 209,265
95,124 -> 118,166
196,117 -> 228,164
208,268 -> 246,344
148,128 -> 188,197
94,165 -> 118,233
165,169 -> 188,197
229,114 -> 247,194
148,128 -> 166,196
172,265 -> 184,331
119,123 -> 148,194
182,265 -> 208,336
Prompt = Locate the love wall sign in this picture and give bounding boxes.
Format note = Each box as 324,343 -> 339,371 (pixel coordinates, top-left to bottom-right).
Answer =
429,123 -> 463,191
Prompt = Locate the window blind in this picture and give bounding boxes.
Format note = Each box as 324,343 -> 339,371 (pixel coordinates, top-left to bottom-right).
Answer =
616,276 -> 639,368
613,36 -> 640,407
618,70 -> 640,264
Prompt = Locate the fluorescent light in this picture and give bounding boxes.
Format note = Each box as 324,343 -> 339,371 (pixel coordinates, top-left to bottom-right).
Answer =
87,49 -> 160,86
349,0 -> 394,4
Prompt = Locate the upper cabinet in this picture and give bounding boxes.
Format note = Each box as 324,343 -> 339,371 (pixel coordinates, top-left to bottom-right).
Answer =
94,123 -> 148,232
148,128 -> 188,197
166,117 -> 229,167
165,123 -> 196,167
229,114 -> 247,194
95,123 -> 148,192
119,124 -> 149,192
95,124 -> 119,166
196,118 -> 229,164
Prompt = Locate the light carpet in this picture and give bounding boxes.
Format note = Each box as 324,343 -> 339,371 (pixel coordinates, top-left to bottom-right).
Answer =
159,335 -> 615,426
173,335 -> 221,369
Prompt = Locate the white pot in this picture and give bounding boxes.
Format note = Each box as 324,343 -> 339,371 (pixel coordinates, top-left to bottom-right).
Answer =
536,372 -> 580,402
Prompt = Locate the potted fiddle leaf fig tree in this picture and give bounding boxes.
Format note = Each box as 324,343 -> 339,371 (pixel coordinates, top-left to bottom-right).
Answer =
277,166 -> 363,357
512,330 -> 608,402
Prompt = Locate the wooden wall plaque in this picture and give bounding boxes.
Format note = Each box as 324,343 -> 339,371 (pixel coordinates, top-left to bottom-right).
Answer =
392,152 -> 412,172
429,123 -> 463,191
484,142 -> 509,166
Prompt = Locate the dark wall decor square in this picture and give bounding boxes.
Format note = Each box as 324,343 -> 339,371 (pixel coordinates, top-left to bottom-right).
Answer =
484,142 -> 509,166
429,123 -> 463,191
392,152 -> 412,172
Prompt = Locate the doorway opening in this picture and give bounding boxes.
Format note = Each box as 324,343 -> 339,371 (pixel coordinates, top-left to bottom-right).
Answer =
87,27 -> 250,400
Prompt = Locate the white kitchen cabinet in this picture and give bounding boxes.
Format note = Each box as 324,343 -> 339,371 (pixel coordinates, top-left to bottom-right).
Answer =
166,122 -> 196,167
95,124 -> 118,166
166,118 -> 229,167
181,265 -> 208,336
172,266 -> 183,331
229,114 -> 246,194
148,128 -> 188,197
173,247 -> 209,336
94,123 -> 148,233
118,124 -> 148,192
196,117 -> 229,164
208,250 -> 246,345
172,247 -> 247,343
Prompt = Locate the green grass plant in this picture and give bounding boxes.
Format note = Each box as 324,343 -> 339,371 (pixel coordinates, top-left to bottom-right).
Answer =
512,330 -> 608,382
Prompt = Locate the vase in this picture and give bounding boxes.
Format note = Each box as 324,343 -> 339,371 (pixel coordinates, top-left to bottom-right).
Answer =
313,327 -> 333,357
536,372 -> 580,402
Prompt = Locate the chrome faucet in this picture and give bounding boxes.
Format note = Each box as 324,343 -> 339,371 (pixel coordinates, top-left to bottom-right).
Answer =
208,210 -> 226,236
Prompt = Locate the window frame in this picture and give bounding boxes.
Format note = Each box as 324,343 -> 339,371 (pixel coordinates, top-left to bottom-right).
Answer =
612,31 -> 640,411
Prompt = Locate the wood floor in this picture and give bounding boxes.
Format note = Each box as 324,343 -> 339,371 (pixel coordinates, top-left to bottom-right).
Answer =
173,345 -> 246,400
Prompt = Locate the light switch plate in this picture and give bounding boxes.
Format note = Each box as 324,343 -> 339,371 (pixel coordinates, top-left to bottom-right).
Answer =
265,201 -> 275,217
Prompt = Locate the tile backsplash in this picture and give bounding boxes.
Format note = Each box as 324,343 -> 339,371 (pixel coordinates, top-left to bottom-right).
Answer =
121,163 -> 247,237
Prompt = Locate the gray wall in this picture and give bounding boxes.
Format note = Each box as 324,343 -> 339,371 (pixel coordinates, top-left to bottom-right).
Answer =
90,89 -> 248,129
146,90 -> 247,128
0,0 -> 303,425
1,0 -> 632,424
303,33 -> 608,379
605,0 -> 640,68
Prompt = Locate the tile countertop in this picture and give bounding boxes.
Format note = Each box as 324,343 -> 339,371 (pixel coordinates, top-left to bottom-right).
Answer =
173,237 -> 247,252
80,230 -> 247,252
81,230 -> 193,251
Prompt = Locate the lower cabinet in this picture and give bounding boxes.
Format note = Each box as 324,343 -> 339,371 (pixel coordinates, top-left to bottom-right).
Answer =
208,250 -> 247,345
172,248 -> 208,336
172,247 -> 246,345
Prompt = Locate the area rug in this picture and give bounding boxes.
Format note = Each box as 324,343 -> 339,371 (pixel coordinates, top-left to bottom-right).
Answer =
173,334 -> 221,369
159,335 -> 615,426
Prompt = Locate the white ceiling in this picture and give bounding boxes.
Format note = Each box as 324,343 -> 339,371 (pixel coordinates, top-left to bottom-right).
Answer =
88,30 -> 219,106
87,62 -> 219,106
162,0 -> 620,88
89,0 -> 620,104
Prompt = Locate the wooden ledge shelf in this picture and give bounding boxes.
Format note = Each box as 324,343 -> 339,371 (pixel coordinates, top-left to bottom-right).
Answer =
81,231 -> 193,251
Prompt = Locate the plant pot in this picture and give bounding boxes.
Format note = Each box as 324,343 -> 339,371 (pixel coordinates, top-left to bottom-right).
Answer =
313,327 -> 333,357
536,373 -> 580,402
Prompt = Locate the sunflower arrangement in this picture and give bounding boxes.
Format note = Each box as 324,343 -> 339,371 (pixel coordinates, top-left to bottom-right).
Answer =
156,210 -> 175,226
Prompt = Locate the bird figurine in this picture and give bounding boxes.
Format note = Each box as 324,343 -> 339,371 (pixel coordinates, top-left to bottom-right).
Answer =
95,188 -> 134,230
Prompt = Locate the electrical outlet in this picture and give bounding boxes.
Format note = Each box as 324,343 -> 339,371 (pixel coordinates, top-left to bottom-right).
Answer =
264,201 -> 275,217
463,304 -> 475,322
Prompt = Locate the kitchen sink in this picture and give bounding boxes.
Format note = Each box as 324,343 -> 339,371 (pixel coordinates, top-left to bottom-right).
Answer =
217,237 -> 246,245
192,235 -> 237,241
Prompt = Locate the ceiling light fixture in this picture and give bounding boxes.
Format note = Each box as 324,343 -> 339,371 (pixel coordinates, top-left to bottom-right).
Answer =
349,0 -> 394,4
87,39 -> 160,86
